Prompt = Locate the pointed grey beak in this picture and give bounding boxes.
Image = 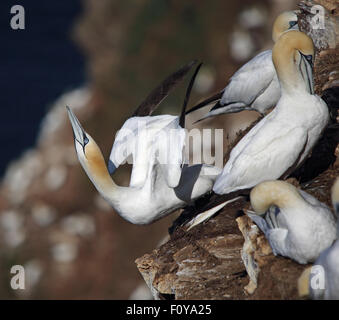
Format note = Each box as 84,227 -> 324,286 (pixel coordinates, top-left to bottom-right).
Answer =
300,54 -> 314,94
66,106 -> 87,147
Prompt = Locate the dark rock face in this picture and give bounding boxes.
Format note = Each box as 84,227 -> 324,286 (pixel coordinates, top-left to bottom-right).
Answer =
136,147 -> 338,300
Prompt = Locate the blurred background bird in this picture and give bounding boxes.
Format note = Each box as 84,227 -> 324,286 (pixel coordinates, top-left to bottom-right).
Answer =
186,10 -> 299,121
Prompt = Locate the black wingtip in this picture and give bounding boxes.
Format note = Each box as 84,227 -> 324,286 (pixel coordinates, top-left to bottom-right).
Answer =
185,91 -> 223,115
179,62 -> 203,128
190,100 -> 221,124
192,116 -> 208,125
132,60 -> 198,117
210,100 -> 222,111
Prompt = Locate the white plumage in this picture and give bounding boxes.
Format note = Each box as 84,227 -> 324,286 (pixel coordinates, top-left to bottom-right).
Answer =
109,61 -> 201,189
218,50 -> 279,114
247,180 -> 337,264
186,11 -> 299,119
213,30 -> 329,195
67,62 -> 223,225
67,107 -> 221,225
108,115 -> 185,188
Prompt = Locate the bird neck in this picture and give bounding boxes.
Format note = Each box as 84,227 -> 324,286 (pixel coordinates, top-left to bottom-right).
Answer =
250,181 -> 303,214
272,43 -> 309,96
83,143 -> 120,203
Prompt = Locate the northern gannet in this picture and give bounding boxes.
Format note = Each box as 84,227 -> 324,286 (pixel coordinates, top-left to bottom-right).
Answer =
67,64 -> 222,224
298,178 -> 339,299
186,11 -> 299,120
108,61 -> 200,188
246,180 -> 337,264
67,107 -> 221,224
213,30 -> 329,195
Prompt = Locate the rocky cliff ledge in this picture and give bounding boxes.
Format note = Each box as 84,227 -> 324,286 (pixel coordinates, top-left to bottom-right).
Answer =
135,0 -> 339,300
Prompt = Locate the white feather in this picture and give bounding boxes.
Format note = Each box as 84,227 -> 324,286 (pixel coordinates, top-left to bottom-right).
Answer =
247,187 -> 337,264
109,115 -> 185,188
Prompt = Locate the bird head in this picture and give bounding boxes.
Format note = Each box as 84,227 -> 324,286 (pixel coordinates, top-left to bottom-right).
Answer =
66,106 -> 114,191
250,180 -> 302,214
272,10 -> 299,42
272,30 -> 314,94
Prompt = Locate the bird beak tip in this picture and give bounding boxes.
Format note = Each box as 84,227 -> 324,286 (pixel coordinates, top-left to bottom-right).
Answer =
66,106 -> 86,146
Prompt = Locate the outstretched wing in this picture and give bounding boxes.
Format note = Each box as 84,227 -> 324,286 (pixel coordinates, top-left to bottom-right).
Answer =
108,115 -> 186,188
179,63 -> 203,127
133,60 -> 197,117
110,61 -> 199,188
108,115 -> 176,182
185,91 -> 223,115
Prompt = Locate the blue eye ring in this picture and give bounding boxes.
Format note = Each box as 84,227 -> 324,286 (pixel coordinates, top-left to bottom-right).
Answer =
289,20 -> 298,28
305,55 -> 313,63
83,134 -> 89,146
300,52 -> 313,67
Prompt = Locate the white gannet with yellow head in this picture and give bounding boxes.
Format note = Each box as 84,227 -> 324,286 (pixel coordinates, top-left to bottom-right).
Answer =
213,30 -> 329,195
246,180 -> 337,264
67,63 -> 221,225
186,11 -> 299,119
298,178 -> 339,299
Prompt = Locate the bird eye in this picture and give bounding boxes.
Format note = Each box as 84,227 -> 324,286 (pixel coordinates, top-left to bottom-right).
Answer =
289,21 -> 298,28
303,54 -> 313,66
300,52 -> 313,66
305,55 -> 313,63
83,133 -> 89,146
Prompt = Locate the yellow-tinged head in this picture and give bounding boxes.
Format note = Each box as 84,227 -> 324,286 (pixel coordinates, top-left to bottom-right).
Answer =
272,11 -> 299,42
272,30 -> 315,94
250,180 -> 303,214
66,107 -> 117,192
